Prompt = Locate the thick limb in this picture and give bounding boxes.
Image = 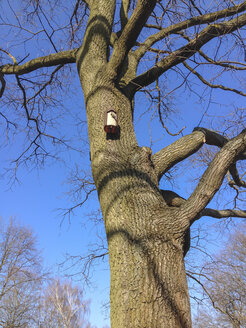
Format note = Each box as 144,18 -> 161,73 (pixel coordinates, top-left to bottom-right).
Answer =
0,49 -> 77,75
107,0 -> 157,79
152,130 -> 206,181
179,130 -> 246,223
153,127 -> 246,185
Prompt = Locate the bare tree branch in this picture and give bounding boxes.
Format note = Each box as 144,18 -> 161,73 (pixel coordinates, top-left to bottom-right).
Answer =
189,0 -> 203,16
200,208 -> 246,219
183,61 -> 246,97
194,127 -> 246,188
152,130 -> 206,181
186,272 -> 229,317
133,2 -> 246,65
1,49 -> 78,75
156,67 -> 186,136
59,188 -> 97,224
69,0 -> 90,45
193,127 -> 228,148
0,47 -> 17,64
126,12 -> 246,95
178,31 -> 246,71
27,64 -> 64,102
229,162 -> 246,188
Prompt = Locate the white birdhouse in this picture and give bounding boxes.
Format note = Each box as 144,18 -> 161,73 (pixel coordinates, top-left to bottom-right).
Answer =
104,110 -> 118,134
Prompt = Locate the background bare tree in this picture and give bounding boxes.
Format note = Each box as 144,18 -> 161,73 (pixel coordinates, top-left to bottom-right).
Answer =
0,218 -> 45,328
0,219 -> 94,328
39,279 -> 92,328
192,225 -> 246,328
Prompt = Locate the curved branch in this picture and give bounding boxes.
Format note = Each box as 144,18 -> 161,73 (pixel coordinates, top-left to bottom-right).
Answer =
229,162 -> 246,187
193,127 -> 246,184
107,0 -> 157,78
180,130 -> 246,222
28,64 -> 64,102
70,0 -> 90,43
192,127 -> 246,159
0,47 -> 17,64
197,53 -> 246,70
0,112 -> 16,129
126,12 -> 246,94
152,130 -> 206,181
1,49 -> 78,75
153,127 -> 246,185
59,187 -> 97,223
186,272 -> 229,317
189,0 -> 203,15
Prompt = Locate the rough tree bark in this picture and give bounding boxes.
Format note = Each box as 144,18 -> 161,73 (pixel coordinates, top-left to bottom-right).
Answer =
74,2 -> 246,327
1,1 -> 246,327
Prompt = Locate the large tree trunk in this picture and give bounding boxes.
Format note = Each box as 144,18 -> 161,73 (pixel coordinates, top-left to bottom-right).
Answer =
78,67 -> 191,326
108,216 -> 191,328
76,8 -> 192,321
101,158 -> 191,327
98,145 -> 191,327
